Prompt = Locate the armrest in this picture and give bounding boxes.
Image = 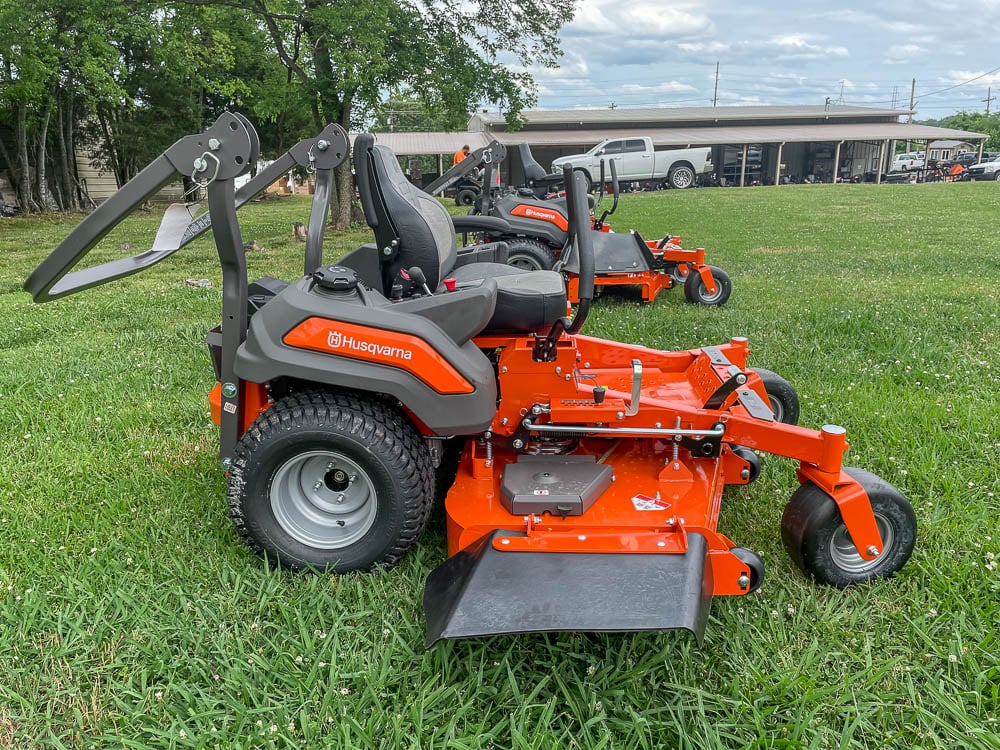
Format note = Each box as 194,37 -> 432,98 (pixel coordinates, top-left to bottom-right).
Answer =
454,242 -> 509,267
452,215 -> 510,234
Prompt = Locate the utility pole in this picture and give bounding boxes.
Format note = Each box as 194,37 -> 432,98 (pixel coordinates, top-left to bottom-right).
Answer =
907,78 -> 916,151
984,87 -> 996,115
891,85 -> 898,109
608,101 -> 617,110
712,61 -> 719,106
838,80 -> 845,104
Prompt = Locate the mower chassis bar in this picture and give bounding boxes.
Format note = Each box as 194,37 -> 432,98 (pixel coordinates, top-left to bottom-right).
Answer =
523,420 -> 725,438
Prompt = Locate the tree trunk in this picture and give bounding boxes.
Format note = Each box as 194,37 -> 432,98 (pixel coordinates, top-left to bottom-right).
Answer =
16,103 -> 39,213
97,107 -> 124,187
332,97 -> 354,229
57,90 -> 79,211
34,93 -> 56,210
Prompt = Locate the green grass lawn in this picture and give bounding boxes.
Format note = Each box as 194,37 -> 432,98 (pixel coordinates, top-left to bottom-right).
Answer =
1,183 -> 998,749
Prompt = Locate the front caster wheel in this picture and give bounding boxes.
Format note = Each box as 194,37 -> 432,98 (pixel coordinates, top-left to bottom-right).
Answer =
751,368 -> 800,425
684,266 -> 731,306
730,546 -> 765,593
780,467 -> 916,587
227,391 -> 434,572
731,445 -> 761,483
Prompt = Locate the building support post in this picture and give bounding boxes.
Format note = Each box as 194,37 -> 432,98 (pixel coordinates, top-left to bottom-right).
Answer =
876,140 -> 887,184
437,154 -> 443,178
740,143 -> 748,187
774,142 -> 784,185
833,140 -> 843,183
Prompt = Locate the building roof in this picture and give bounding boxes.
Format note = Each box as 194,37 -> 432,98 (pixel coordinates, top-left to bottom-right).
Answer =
360,131 -> 492,155
487,122 -> 987,148
927,139 -> 971,148
470,104 -> 913,129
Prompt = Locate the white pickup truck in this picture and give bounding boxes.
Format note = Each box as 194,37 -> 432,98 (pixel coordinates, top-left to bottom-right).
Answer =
551,137 -> 713,189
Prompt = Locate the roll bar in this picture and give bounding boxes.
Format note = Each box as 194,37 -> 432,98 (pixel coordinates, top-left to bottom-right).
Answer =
25,115 -> 349,301
423,140 -> 507,197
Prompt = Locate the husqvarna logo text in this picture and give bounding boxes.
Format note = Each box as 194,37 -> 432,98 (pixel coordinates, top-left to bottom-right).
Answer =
327,330 -> 413,360
525,208 -> 556,220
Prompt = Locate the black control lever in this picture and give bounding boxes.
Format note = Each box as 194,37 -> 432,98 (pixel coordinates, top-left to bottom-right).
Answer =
407,266 -> 434,296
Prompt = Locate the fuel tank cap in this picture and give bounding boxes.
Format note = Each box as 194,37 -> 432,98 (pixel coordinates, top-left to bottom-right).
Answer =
312,265 -> 359,292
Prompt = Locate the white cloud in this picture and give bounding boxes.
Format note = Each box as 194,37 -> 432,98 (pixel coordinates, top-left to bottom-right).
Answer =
619,81 -> 697,94
767,33 -> 848,60
566,0 -> 711,37
884,44 -> 926,64
678,41 -> 731,55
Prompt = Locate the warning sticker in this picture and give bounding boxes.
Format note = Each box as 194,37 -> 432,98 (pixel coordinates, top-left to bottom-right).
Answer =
632,493 -> 672,511
532,489 -> 550,496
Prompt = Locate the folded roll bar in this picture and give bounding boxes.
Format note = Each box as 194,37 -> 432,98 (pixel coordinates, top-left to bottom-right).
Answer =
25,113 -> 350,465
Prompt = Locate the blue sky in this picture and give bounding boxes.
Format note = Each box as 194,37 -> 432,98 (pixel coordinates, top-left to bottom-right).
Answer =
517,0 -> 1000,119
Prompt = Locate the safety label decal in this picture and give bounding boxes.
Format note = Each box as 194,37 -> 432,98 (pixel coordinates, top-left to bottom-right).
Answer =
632,494 -> 672,511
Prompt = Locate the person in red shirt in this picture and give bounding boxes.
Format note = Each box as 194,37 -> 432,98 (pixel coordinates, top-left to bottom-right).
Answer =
452,144 -> 471,167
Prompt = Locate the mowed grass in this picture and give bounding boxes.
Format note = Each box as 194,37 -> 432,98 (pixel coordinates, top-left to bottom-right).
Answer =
1,183 -> 998,749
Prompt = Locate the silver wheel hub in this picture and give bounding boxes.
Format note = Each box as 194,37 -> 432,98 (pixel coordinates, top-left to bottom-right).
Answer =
829,512 -> 894,573
270,450 -> 377,549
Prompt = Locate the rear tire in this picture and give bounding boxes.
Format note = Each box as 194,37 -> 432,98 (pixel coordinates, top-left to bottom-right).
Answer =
683,265 -> 731,306
227,391 -> 433,572
505,238 -> 558,271
455,188 -> 477,206
668,164 -> 696,189
781,468 -> 916,587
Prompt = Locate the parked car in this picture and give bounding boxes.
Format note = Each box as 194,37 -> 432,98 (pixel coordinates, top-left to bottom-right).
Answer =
965,154 -> 1000,180
941,152 -> 982,169
551,137 -> 713,189
891,152 -> 925,172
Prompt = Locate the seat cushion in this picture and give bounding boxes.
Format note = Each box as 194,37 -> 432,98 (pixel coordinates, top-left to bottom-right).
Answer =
448,263 -> 566,333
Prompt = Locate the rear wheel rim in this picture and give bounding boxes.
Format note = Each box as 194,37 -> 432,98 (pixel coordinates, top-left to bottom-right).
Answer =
828,512 -> 894,573
270,450 -> 378,549
672,169 -> 693,188
508,254 -> 543,271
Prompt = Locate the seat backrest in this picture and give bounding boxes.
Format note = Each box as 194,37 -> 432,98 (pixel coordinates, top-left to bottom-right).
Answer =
517,143 -> 549,184
354,134 -> 457,292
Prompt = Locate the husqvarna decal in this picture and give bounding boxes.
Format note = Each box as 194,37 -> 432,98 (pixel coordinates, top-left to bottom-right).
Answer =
283,318 -> 474,394
509,204 -> 569,231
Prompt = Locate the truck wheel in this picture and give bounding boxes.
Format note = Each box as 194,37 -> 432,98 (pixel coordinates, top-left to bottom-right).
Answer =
668,164 -> 696,189
227,391 -> 434,572
506,238 -> 558,271
455,188 -> 477,206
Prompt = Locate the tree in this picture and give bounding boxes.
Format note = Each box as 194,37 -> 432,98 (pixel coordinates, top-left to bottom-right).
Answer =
0,0 -> 124,211
171,0 -> 575,227
937,111 -> 1000,151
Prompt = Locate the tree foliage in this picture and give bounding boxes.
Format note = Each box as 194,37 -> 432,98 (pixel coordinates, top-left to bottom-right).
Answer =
0,0 -> 574,219
937,111 -> 1000,150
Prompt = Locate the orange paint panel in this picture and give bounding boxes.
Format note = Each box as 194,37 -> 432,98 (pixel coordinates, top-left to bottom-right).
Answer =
509,203 -> 569,231
283,317 -> 473,395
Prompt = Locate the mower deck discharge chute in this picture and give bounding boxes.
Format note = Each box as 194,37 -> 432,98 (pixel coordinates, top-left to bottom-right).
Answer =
26,115 -> 917,648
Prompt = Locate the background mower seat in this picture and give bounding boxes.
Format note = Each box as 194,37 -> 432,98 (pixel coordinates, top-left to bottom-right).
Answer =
355,134 -> 566,333
513,143 -> 565,199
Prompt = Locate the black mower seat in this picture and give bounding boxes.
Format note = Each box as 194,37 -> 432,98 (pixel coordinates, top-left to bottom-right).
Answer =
356,135 -> 566,333
449,262 -> 566,333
